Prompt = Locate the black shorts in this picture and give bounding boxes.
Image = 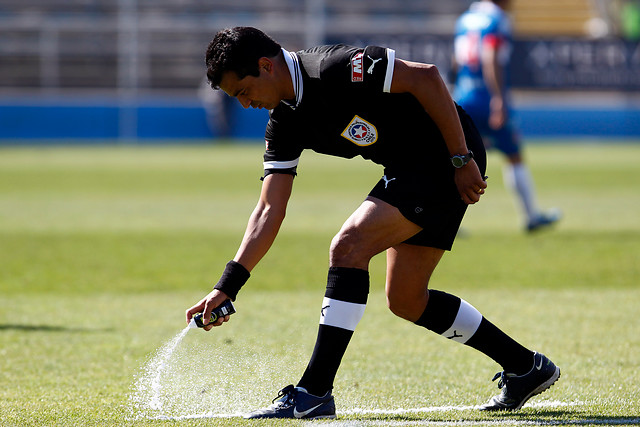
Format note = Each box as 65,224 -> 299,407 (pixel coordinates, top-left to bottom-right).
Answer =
368,170 -> 467,251
368,108 -> 487,251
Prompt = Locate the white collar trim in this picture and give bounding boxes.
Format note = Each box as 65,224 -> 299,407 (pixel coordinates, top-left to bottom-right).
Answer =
282,48 -> 303,109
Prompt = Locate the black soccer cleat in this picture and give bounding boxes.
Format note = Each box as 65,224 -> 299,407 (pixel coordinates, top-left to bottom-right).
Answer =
480,352 -> 561,411
243,385 -> 336,419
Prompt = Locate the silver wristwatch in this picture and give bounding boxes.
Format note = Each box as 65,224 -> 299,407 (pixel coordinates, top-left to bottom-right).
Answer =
450,151 -> 474,168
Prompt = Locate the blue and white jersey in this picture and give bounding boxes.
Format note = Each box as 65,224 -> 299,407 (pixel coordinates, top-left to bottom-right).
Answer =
453,1 -> 512,107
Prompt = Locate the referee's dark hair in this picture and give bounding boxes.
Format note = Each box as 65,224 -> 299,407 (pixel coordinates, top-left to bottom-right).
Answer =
206,27 -> 282,89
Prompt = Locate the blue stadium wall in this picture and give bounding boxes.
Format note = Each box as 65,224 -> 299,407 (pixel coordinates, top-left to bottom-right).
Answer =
0,95 -> 268,142
1,95 -> 639,143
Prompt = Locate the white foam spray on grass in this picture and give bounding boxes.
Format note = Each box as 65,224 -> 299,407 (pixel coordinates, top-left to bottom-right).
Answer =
148,325 -> 191,411
128,326 -> 306,420
128,327 -> 580,421
128,326 -> 191,418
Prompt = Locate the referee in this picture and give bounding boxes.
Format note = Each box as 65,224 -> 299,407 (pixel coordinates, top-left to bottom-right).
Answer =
185,27 -> 560,418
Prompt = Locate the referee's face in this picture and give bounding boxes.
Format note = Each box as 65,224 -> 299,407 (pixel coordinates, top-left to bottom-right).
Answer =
219,68 -> 282,110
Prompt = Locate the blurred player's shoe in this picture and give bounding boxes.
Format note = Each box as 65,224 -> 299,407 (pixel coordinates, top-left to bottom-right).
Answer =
480,352 -> 560,411
243,385 -> 336,419
526,209 -> 562,232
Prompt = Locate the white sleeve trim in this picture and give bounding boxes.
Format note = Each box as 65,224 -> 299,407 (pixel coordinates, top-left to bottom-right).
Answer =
263,158 -> 300,170
383,48 -> 396,93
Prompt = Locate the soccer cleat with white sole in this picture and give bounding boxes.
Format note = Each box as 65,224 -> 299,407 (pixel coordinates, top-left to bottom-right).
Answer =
243,385 -> 336,419
480,352 -> 561,411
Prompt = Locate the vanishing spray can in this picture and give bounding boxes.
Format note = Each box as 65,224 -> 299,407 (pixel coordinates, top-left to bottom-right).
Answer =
189,299 -> 236,328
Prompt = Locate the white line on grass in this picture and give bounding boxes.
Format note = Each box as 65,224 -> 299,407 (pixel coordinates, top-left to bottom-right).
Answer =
339,400 -> 575,416
149,400 -> 581,421
317,402 -> 640,427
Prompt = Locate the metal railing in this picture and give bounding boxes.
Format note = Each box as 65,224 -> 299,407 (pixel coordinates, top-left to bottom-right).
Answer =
0,0 -> 472,92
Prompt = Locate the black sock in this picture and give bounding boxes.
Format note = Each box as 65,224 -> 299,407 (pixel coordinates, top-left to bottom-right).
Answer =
415,289 -> 534,375
466,318 -> 534,375
297,267 -> 369,396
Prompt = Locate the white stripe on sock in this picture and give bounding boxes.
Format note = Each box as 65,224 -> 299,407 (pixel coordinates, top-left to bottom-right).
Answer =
441,299 -> 482,344
319,297 -> 366,331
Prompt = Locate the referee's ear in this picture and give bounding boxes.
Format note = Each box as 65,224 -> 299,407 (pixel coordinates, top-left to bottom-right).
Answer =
258,57 -> 273,74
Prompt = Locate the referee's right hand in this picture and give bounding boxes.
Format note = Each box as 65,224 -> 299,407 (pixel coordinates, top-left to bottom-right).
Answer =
186,289 -> 231,331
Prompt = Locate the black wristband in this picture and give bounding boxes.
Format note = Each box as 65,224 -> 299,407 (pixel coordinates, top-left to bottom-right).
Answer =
213,260 -> 250,301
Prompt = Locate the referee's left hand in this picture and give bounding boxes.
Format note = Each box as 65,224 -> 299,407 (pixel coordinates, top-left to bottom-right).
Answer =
454,160 -> 487,205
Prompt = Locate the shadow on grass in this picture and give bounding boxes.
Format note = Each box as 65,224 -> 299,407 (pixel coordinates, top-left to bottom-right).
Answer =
479,409 -> 640,426
0,324 -> 113,333
336,410 -> 640,426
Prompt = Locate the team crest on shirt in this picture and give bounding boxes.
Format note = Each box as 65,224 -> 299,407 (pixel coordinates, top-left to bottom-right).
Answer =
341,115 -> 378,146
351,52 -> 364,82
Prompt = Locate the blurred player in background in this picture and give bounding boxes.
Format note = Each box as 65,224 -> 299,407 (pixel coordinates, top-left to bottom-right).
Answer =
198,76 -> 233,138
186,26 -> 560,419
453,0 -> 561,232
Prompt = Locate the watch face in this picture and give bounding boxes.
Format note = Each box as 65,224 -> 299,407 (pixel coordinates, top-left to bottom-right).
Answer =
452,151 -> 473,168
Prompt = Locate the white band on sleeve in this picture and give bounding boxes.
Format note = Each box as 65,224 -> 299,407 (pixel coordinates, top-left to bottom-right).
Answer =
263,158 -> 300,170
383,49 -> 396,93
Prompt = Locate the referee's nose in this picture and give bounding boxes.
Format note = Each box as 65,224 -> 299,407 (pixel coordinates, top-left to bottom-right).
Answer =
237,94 -> 252,109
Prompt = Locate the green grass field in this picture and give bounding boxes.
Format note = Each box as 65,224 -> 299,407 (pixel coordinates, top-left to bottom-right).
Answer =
1,141 -> 639,426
